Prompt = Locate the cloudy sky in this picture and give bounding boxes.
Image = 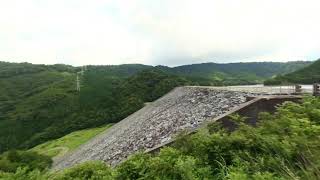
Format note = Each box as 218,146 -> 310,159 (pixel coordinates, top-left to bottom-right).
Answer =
0,0 -> 320,66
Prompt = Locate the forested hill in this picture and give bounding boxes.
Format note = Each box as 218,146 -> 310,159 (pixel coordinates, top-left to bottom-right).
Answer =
0,62 -> 187,153
157,61 -> 311,85
0,61 -> 310,153
264,59 -> 320,85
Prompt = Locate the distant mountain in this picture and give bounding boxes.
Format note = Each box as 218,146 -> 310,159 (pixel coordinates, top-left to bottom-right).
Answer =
0,60 -> 311,153
264,59 -> 320,85
158,61 -> 311,85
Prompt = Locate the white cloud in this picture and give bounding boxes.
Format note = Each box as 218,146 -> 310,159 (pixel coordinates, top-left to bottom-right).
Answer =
0,0 -> 319,66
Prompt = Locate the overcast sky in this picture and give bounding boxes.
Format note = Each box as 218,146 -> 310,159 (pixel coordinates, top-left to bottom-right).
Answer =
0,0 -> 320,66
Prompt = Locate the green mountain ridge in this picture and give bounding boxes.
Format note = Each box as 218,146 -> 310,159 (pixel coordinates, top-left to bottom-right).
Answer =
0,61 -> 311,153
158,61 -> 311,85
264,59 -> 320,85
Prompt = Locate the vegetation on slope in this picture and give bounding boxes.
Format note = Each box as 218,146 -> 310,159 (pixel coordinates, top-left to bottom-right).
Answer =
30,124 -> 112,158
0,62 -> 188,153
0,62 -> 79,153
0,61 -> 310,154
1,97 -> 319,179
264,59 -> 320,85
0,150 -> 52,173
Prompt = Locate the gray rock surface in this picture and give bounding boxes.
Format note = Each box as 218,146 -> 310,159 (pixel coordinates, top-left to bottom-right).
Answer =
52,87 -> 257,170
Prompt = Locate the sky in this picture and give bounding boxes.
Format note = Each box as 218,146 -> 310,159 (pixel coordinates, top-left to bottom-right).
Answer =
0,0 -> 320,67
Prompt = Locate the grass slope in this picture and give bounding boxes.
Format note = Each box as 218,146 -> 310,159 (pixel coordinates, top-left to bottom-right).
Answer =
30,124 -> 112,158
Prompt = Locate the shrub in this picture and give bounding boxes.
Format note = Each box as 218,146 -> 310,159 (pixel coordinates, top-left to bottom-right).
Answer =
53,161 -> 113,180
0,167 -> 49,180
0,150 -> 52,173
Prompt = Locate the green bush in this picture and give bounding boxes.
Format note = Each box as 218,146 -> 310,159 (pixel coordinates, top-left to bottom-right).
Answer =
0,167 -> 49,180
0,150 -> 52,173
115,153 -> 151,180
115,149 -> 212,180
52,161 -> 113,180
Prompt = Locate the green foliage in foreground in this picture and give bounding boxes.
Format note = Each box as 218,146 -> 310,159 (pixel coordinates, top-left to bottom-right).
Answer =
52,162 -> 114,180
0,150 -> 52,173
30,124 -> 112,158
115,97 -> 320,179
1,97 -> 320,179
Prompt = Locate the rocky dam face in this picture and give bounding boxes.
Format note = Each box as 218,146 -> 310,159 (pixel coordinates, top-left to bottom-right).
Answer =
52,87 -> 259,170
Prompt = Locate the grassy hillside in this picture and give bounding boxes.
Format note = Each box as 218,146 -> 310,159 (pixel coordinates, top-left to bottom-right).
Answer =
30,124 -> 112,158
264,59 -> 320,85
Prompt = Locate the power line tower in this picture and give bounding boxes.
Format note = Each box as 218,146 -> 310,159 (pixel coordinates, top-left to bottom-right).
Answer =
76,73 -> 81,92
76,65 -> 87,92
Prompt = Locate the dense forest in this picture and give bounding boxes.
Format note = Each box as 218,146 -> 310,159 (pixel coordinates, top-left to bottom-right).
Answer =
1,97 -> 319,179
0,62 -> 189,153
0,61 -> 310,154
264,59 -> 320,85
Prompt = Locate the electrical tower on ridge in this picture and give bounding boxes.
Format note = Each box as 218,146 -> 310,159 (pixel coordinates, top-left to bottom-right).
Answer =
76,65 -> 87,92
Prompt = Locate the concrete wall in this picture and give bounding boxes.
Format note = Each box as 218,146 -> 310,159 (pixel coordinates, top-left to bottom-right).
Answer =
218,96 -> 302,131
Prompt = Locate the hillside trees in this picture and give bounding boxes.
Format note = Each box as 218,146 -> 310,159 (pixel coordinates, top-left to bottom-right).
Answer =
161,61 -> 310,85
0,64 -> 189,153
0,60 -> 312,153
264,59 -> 320,85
